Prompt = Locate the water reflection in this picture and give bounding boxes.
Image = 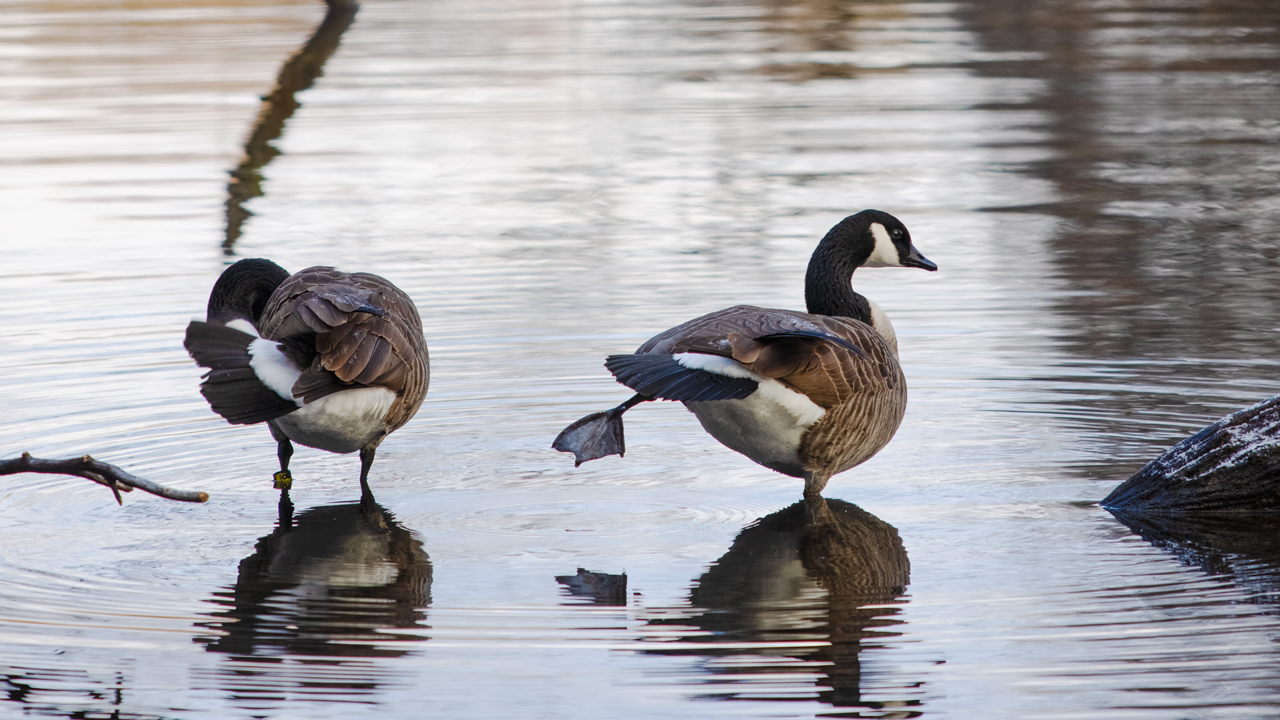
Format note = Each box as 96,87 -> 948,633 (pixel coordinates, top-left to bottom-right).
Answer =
956,0 -> 1280,475
1110,510 -> 1280,605
642,497 -> 918,714
194,490 -> 430,707
0,667 -> 155,720
965,0 -> 1280,358
556,567 -> 628,606
224,0 -> 360,252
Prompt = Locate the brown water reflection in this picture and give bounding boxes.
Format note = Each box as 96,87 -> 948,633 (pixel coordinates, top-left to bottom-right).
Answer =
224,0 -> 359,251
194,492 -> 430,706
5,0 -> 1280,716
958,0 -> 1280,474
642,498 -> 917,714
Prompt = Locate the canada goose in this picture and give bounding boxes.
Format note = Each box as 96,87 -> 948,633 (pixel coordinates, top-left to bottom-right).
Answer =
553,210 -> 936,497
184,259 -> 429,492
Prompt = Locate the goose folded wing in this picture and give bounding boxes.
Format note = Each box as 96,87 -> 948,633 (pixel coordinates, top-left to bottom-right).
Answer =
258,268 -> 427,403
635,307 -> 897,409
257,267 -> 387,339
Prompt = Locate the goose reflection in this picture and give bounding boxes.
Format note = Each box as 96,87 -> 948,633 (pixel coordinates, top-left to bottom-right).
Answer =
194,489 -> 430,705
645,497 -> 918,713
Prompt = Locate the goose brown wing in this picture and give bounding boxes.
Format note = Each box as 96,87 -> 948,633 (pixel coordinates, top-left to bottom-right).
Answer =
635,305 -> 899,409
257,267 -> 428,404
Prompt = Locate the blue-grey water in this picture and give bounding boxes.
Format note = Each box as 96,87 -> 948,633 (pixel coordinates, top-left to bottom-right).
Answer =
3,0 -> 1280,717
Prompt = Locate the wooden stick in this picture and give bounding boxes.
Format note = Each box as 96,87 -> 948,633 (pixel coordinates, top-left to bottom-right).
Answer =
0,453 -> 209,504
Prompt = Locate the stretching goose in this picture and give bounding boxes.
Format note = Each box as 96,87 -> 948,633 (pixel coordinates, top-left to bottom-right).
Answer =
553,210 -> 936,496
184,259 -> 429,492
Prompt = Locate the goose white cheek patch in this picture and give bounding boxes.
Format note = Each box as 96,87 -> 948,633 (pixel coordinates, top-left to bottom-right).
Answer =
862,222 -> 902,268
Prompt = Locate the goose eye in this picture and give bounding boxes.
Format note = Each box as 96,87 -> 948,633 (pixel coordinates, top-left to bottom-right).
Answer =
890,228 -> 904,241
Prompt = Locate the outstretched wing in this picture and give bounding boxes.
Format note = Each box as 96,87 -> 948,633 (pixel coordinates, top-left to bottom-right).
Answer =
632,305 -> 900,409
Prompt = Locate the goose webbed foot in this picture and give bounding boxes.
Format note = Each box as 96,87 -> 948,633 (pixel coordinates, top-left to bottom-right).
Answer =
553,394 -> 650,466
553,409 -> 626,466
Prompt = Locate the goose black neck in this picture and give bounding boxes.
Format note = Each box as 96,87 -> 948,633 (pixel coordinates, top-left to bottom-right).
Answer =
207,258 -> 290,325
803,217 -> 872,323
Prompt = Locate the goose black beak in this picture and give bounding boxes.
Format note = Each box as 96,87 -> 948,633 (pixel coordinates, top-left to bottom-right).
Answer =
903,246 -> 938,271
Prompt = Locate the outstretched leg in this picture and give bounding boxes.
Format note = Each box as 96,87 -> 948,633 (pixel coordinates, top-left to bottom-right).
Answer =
359,446 -> 376,496
268,420 -> 294,490
552,393 -> 651,466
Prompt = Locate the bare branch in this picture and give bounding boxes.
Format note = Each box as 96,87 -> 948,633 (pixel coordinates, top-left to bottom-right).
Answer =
0,453 -> 209,504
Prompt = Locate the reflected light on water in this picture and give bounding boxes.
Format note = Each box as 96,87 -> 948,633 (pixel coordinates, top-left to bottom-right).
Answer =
194,491 -> 431,712
1,0 -> 1280,717
635,497 -> 918,715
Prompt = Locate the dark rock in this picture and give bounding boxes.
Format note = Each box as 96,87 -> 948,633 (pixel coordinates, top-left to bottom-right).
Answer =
1102,394 -> 1280,514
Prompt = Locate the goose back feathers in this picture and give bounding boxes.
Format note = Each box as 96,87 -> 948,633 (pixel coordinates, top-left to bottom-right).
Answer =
255,266 -> 429,433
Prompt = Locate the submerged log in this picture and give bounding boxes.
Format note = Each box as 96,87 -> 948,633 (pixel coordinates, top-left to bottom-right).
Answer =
1102,394 -> 1280,514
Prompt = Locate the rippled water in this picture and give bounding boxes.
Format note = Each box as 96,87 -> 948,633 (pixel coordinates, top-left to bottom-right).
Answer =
3,0 -> 1280,717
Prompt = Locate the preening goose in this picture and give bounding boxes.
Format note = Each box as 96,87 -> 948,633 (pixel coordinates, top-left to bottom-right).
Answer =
184,259 -> 429,492
553,210 -> 936,497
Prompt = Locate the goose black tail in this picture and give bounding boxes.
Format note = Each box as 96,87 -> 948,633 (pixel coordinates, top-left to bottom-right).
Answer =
604,354 -> 758,402
184,321 -> 298,425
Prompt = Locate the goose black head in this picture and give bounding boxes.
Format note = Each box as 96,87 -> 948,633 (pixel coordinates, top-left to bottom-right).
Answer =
855,209 -> 937,271
206,258 -> 291,325
805,210 -> 937,320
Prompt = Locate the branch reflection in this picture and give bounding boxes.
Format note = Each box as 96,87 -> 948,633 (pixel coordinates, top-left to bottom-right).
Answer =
194,489 -> 430,706
644,497 -> 919,714
224,0 -> 359,253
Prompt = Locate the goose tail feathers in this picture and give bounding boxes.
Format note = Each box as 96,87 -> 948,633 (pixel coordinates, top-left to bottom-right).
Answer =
604,353 -> 758,402
184,321 -> 299,425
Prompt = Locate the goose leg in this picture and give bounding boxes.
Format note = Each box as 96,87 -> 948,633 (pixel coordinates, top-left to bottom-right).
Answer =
268,420 -> 294,489
553,393 -> 651,466
359,446 -> 376,496
803,471 -> 831,498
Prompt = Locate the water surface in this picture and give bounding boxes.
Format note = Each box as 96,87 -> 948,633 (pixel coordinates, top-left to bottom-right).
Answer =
3,0 -> 1280,717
